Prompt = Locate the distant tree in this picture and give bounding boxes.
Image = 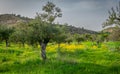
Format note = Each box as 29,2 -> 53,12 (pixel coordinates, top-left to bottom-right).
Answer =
101,32 -> 109,42
95,33 -> 109,47
10,22 -> 28,47
53,25 -> 67,45
0,25 -> 14,47
89,34 -> 97,42
65,33 -> 73,44
103,2 -> 120,28
52,25 -> 67,57
103,2 -> 120,41
28,2 -> 62,60
74,34 -> 84,44
84,34 -> 93,41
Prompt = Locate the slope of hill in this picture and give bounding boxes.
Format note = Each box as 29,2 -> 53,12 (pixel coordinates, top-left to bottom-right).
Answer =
102,27 -> 118,33
65,25 -> 97,34
0,14 -> 97,34
102,27 -> 120,41
0,14 -> 31,25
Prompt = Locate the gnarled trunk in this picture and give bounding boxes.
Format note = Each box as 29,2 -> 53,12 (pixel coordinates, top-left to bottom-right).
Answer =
40,42 -> 47,60
39,38 -> 50,60
5,39 -> 9,47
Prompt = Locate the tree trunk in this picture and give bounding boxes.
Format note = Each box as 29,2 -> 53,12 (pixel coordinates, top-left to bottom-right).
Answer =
40,42 -> 47,60
22,42 -> 25,47
5,40 -> 9,47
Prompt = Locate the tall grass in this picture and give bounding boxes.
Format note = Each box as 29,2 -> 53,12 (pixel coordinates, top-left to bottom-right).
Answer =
0,41 -> 120,74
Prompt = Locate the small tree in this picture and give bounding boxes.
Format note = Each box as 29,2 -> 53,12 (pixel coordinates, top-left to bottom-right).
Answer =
84,34 -> 93,41
0,25 -> 14,47
65,33 -> 73,44
95,33 -> 108,48
74,34 -> 85,44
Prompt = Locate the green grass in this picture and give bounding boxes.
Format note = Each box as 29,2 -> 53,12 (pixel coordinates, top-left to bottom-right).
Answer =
0,42 -> 120,74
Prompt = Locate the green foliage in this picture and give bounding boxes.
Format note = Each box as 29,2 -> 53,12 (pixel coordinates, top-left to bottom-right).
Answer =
10,22 -> 29,47
29,18 -> 60,44
0,25 -> 14,47
73,34 -> 85,43
42,1 -> 62,23
0,25 -> 14,40
52,25 -> 67,44
106,41 -> 120,51
65,33 -> 74,44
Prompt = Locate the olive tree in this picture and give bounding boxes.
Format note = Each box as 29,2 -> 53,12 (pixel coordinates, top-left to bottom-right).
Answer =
10,22 -> 29,47
52,25 -> 67,57
29,18 -> 61,60
0,25 -> 14,47
29,2 -> 62,60
65,33 -> 74,44
74,34 -> 85,44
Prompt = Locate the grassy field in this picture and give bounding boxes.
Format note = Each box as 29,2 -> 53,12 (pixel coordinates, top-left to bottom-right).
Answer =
0,41 -> 120,74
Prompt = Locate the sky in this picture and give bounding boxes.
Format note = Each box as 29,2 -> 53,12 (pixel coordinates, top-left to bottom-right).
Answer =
0,0 -> 119,31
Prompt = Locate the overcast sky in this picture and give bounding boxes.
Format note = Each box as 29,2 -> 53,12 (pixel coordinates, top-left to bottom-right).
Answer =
0,0 -> 119,31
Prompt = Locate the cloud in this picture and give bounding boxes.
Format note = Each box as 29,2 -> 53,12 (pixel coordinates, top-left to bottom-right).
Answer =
0,0 -> 44,17
0,0 -> 119,31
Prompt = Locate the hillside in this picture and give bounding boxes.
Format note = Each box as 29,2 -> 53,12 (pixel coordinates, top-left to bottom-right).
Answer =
0,14 -> 31,25
102,27 -> 120,41
0,14 -> 97,34
66,25 -> 97,34
103,26 -> 120,33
